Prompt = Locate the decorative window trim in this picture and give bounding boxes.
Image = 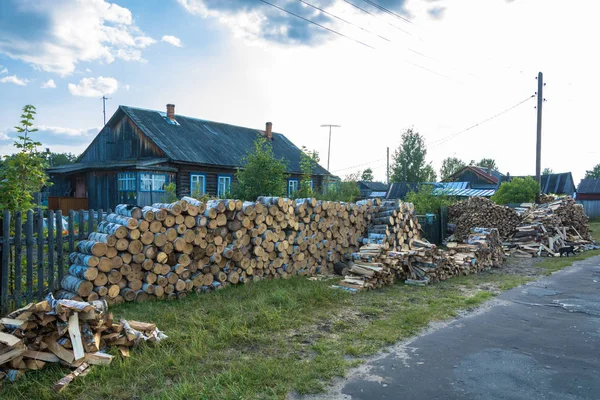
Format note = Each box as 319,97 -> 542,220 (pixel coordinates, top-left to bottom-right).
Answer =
190,173 -> 207,196
217,174 -> 233,197
288,178 -> 299,196
139,172 -> 168,192
117,172 -> 136,192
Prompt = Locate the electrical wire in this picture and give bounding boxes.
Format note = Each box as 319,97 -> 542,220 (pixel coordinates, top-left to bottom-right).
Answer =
361,0 -> 412,25
427,95 -> 535,148
330,159 -> 386,173
341,0 -> 413,36
258,0 -> 375,49
298,0 -> 391,42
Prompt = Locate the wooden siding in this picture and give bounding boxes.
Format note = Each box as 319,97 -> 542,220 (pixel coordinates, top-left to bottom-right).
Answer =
79,114 -> 165,163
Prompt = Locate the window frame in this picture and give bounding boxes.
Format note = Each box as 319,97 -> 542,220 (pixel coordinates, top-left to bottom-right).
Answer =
139,172 -> 168,192
288,178 -> 299,196
117,172 -> 137,192
217,174 -> 233,197
190,173 -> 207,196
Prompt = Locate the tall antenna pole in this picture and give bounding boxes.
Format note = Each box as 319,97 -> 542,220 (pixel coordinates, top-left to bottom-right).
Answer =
535,72 -> 544,202
321,124 -> 341,173
386,147 -> 390,184
102,96 -> 111,125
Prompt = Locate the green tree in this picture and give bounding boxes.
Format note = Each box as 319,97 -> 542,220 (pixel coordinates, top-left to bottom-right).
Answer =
476,158 -> 498,171
440,157 -> 466,180
47,152 -> 78,167
491,177 -> 539,205
542,168 -> 553,175
390,128 -> 432,182
361,168 -> 374,182
405,185 -> 457,214
422,164 -> 437,182
0,105 -> 50,211
232,136 -> 287,201
295,147 -> 319,199
165,182 -> 178,202
585,164 -> 600,179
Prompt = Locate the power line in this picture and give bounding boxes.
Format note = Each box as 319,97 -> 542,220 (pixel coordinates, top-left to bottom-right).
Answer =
258,0 -> 375,49
361,0 -> 412,25
428,95 -> 535,148
341,0 -> 413,36
298,0 -> 391,42
331,158 -> 386,173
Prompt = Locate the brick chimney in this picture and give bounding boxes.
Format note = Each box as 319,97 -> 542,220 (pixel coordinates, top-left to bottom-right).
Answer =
265,122 -> 273,140
166,104 -> 175,121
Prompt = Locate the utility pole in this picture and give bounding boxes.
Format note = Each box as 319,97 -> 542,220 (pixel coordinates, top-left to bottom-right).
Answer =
321,124 -> 341,173
535,72 -> 544,202
102,96 -> 111,126
386,147 -> 390,184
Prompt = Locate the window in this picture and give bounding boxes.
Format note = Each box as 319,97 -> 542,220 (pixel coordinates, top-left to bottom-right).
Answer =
140,173 -> 167,192
190,174 -> 206,196
288,179 -> 299,196
117,173 -> 136,191
217,175 -> 232,197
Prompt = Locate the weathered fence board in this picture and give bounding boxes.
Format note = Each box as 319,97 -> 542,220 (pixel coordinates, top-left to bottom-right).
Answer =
0,208 -> 105,312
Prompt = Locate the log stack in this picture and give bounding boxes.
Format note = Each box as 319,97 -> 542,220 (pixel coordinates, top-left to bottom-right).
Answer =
58,197 -> 386,302
361,200 -> 422,250
0,294 -> 164,386
449,197 -> 521,240
505,197 -> 595,257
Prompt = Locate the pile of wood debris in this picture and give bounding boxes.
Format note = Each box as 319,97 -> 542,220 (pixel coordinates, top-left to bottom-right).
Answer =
505,197 -> 596,257
0,294 -> 165,391
449,197 -> 520,240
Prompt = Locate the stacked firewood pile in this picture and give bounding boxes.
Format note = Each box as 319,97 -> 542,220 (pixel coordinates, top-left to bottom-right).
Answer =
0,294 -> 164,388
448,228 -> 504,268
506,197 -> 594,257
449,197 -> 520,240
58,197 -> 384,303
539,194 -> 556,204
361,200 -> 422,250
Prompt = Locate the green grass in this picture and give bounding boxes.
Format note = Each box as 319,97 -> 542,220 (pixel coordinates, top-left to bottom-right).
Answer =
2,271 -> 528,400
536,219 -> 600,275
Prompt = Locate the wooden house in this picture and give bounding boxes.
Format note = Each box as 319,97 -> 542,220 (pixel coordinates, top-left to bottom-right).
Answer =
443,166 -> 503,190
48,104 -> 330,209
576,178 -> 600,217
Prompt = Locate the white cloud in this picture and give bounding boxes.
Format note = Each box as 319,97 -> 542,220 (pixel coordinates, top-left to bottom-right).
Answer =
37,125 -> 99,137
68,76 -> 118,97
41,79 -> 56,88
0,75 -> 28,86
85,68 -> 93,73
161,35 -> 183,47
125,84 -> 130,90
0,0 -> 157,76
0,131 -> 10,141
0,66 -> 7,74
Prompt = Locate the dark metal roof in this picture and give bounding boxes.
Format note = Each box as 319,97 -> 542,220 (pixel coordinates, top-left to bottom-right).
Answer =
577,178 -> 600,194
444,166 -> 503,184
386,182 -> 425,199
358,181 -> 389,192
512,172 -> 575,195
119,106 -> 329,175
48,158 -> 175,174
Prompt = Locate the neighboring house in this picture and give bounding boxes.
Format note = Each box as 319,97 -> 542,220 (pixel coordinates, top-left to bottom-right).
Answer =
508,172 -> 576,195
576,179 -> 600,217
48,104 -> 330,209
357,181 -> 389,199
443,166 -> 504,190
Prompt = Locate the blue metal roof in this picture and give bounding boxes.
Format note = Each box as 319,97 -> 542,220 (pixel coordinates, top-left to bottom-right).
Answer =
433,188 -> 496,197
435,181 -> 469,190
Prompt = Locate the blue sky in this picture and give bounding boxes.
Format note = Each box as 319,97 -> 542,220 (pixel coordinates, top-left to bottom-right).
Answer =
0,0 -> 599,183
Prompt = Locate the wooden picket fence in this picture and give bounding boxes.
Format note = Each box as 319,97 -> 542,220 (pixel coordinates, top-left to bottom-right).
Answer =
0,208 -> 112,314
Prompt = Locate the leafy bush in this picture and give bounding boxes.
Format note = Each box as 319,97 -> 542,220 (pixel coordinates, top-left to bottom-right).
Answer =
317,179 -> 360,203
405,185 -> 457,214
491,177 -> 540,204
165,182 -> 178,203
232,136 -> 287,201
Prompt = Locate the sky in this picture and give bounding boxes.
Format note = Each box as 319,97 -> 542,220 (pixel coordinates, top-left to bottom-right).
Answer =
0,0 -> 598,184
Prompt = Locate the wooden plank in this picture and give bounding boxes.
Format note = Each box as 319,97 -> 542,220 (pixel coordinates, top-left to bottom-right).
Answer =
0,318 -> 28,329
23,349 -> 60,363
0,332 -> 22,347
68,210 -> 75,255
88,209 -> 94,237
44,335 -> 75,364
37,209 -> 44,300
14,211 -> 22,307
53,362 -> 89,393
1,210 -> 10,314
47,209 -> 55,291
68,313 -> 85,361
85,352 -> 113,366
0,346 -> 26,365
25,210 -> 34,302
56,210 -> 64,286
78,209 -> 85,241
